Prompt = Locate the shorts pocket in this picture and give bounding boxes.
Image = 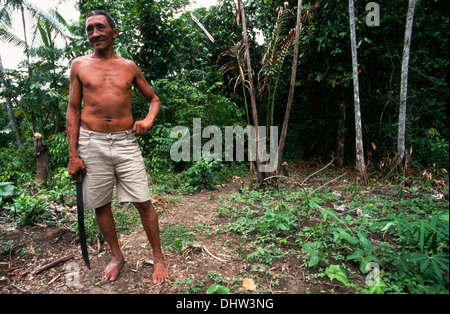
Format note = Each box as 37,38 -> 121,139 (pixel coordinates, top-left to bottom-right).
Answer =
77,136 -> 92,158
126,133 -> 138,144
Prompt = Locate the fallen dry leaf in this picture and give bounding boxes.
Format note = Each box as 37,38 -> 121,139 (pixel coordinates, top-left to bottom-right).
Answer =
242,277 -> 256,291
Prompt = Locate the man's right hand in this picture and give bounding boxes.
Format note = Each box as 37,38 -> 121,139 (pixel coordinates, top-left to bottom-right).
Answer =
68,156 -> 86,180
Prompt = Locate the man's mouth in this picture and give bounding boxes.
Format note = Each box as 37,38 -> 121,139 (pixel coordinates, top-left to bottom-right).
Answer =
93,38 -> 105,44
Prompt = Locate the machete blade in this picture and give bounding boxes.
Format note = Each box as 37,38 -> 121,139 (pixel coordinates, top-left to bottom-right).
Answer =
76,172 -> 90,269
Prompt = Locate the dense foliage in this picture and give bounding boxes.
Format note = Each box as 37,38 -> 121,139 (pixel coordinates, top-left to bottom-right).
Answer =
1,0 -> 448,180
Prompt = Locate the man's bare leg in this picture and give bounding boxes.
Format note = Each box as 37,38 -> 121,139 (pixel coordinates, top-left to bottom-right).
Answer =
134,200 -> 168,284
95,202 -> 125,282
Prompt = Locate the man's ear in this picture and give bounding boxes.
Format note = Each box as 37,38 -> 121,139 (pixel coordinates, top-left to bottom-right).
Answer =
113,28 -> 119,39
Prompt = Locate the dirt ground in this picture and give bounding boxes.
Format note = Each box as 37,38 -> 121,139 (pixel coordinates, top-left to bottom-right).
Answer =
1,168 -> 363,295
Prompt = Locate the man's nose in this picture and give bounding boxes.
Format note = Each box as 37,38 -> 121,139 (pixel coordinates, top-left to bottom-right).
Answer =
93,28 -> 100,37
91,27 -> 101,38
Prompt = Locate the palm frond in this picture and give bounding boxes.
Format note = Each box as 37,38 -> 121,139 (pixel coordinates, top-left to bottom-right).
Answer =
219,40 -> 249,95
0,28 -> 26,48
258,6 -> 293,96
24,2 -> 69,38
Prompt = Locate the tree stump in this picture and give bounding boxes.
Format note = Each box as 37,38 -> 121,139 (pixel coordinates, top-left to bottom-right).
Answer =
34,133 -> 49,188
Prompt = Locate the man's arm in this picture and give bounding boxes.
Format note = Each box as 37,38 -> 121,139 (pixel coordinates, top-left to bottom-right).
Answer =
66,59 -> 85,180
132,63 -> 161,135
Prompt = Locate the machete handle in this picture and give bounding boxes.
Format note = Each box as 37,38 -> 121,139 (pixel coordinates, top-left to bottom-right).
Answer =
76,171 -> 83,184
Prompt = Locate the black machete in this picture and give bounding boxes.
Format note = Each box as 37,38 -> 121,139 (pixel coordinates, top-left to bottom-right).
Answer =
76,172 -> 90,268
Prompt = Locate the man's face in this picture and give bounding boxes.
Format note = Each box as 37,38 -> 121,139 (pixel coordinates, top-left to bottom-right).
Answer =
85,15 -> 118,52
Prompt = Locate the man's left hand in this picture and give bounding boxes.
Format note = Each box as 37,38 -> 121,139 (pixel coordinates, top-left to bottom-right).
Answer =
133,119 -> 153,135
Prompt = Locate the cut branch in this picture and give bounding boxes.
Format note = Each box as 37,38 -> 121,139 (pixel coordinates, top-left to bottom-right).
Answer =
34,255 -> 73,274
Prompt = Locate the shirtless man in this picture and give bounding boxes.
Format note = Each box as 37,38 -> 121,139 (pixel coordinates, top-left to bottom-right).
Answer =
66,10 -> 168,284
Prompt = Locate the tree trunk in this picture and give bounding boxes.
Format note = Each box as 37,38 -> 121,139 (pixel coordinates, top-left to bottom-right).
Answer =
349,0 -> 368,184
237,0 -> 263,183
34,133 -> 49,188
0,53 -> 23,147
336,86 -> 346,168
277,0 -> 303,175
398,0 -> 416,170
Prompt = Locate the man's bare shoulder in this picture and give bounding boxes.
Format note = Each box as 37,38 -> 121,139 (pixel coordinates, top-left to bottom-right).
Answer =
116,57 -> 144,78
117,56 -> 139,69
70,55 -> 93,68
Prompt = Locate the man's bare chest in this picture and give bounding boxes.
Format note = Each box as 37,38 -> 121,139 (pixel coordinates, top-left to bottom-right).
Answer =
78,62 -> 135,91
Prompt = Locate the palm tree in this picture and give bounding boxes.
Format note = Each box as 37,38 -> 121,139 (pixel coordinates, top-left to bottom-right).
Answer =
1,0 -> 69,143
1,53 -> 23,146
0,2 -> 26,146
1,0 -> 69,68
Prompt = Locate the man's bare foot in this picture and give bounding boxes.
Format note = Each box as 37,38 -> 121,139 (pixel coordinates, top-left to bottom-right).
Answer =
101,256 -> 125,282
152,259 -> 168,284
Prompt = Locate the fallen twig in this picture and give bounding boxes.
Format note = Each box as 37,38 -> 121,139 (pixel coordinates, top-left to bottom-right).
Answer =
203,246 -> 227,262
307,173 -> 347,198
11,283 -> 27,293
46,274 -> 61,286
301,157 -> 336,186
34,255 -> 73,274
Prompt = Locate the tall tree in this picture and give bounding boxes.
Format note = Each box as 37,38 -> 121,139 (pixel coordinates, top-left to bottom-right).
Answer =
397,0 -> 416,171
348,0 -> 368,184
237,0 -> 263,181
276,0 -> 302,174
0,53 -> 22,146
1,0 -> 68,71
1,0 -> 69,139
0,2 -> 25,146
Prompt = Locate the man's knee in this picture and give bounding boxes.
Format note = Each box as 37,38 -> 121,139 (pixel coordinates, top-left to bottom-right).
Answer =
95,202 -> 112,214
133,200 -> 154,213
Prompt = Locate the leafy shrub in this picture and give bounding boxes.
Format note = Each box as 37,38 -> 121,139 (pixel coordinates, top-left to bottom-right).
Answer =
182,157 -> 222,192
371,203 -> 449,292
258,202 -> 296,235
48,132 -> 69,169
9,193 -> 51,226
0,182 -> 17,205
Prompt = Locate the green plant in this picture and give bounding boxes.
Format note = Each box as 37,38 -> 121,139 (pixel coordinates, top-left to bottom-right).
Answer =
301,241 -> 324,267
160,223 -> 196,254
0,238 -> 14,256
370,199 -> 449,292
182,157 -> 222,192
257,202 -> 296,235
182,278 -> 206,294
246,244 -> 284,265
42,168 -> 74,204
48,133 -> 69,169
206,283 -> 230,294
338,231 -> 380,274
9,193 -> 51,226
325,264 -> 357,288
208,270 -> 226,285
0,181 -> 17,205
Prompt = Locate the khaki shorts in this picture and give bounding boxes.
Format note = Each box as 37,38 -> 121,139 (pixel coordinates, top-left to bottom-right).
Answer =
77,127 -> 151,209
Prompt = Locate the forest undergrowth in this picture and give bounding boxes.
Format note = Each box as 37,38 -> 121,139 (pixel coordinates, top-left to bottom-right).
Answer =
1,161 -> 448,294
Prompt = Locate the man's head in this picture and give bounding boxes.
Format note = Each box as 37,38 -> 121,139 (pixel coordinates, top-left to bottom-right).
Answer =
85,10 -> 118,52
87,10 -> 116,29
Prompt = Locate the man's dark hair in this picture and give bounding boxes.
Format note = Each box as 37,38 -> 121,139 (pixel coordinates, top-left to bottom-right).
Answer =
87,10 -> 116,29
